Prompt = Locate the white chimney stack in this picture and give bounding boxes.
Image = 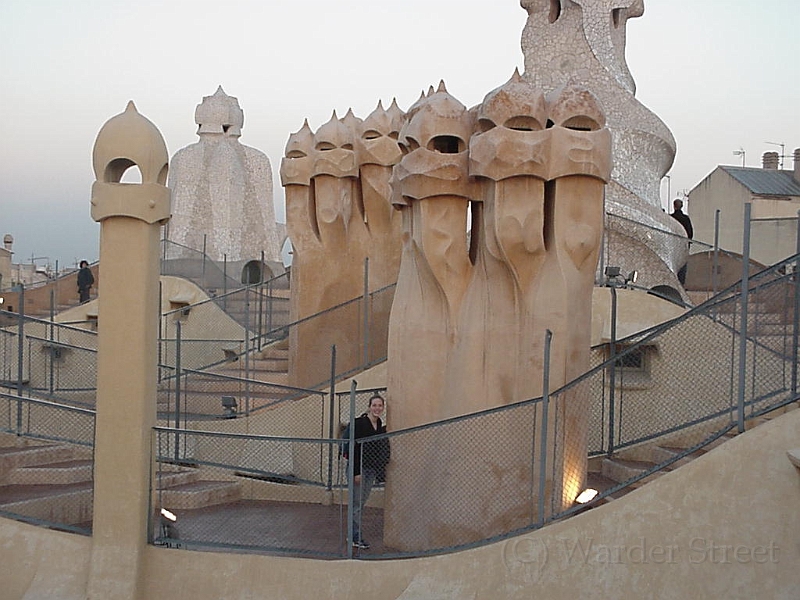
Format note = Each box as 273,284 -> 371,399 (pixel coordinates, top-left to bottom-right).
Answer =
762,151 -> 780,170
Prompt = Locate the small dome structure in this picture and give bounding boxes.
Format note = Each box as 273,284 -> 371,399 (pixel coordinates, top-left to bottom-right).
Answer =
92,101 -> 169,185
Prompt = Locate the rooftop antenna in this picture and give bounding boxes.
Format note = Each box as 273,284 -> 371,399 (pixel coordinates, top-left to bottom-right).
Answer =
765,141 -> 785,169
732,148 -> 745,167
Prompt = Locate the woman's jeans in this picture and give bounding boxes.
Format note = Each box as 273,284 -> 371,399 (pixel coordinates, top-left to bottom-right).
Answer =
352,467 -> 377,542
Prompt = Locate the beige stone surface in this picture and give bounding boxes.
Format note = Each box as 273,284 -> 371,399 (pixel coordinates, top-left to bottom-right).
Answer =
385,79 -> 611,550
3,406 -> 797,600
282,103 -> 404,388
86,102 -> 169,600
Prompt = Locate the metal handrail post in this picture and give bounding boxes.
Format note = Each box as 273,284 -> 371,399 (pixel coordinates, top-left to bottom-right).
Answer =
326,345 -> 337,491
202,234 -> 207,288
267,278 -> 273,342
49,288 -> 55,395
258,251 -> 265,350
607,283 -> 618,456
244,289 -> 251,415
362,258 -> 369,367
713,209 -> 721,301
174,320 -> 182,462
346,379 -> 357,558
791,210 -> 800,398
16,284 -> 25,435
158,281 -> 163,382
537,329 -> 552,527
737,203 -> 752,433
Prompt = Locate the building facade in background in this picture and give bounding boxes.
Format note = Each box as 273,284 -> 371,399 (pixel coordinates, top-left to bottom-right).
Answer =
689,149 -> 800,267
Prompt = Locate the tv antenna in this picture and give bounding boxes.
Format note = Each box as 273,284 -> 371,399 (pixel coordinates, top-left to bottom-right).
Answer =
732,148 -> 745,167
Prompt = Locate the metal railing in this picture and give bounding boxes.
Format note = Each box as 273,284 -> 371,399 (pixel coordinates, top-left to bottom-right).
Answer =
149,251 -> 799,557
0,392 -> 95,535
2,215 -> 798,557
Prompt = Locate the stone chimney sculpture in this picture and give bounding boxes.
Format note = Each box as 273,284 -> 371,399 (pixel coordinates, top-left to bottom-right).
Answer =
521,0 -> 687,294
383,78 -> 611,551
168,86 -> 281,265
281,104 -> 404,388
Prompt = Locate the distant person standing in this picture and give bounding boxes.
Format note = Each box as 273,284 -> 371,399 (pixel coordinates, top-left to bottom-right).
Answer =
670,199 -> 693,284
77,260 -> 94,303
670,199 -> 693,239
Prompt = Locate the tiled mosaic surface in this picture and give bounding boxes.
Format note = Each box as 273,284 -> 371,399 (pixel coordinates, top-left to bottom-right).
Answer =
520,0 -> 682,281
168,87 -> 282,263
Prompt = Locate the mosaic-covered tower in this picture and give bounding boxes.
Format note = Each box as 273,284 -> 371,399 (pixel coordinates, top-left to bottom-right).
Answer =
168,86 -> 282,264
521,0 -> 687,293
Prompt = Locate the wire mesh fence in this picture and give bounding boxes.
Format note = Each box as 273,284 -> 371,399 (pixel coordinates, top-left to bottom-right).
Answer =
150,253 -> 798,558
152,427 -> 350,557
285,284 -> 396,390
1,232 -> 797,559
0,314 -> 98,407
159,273 -> 291,373
603,212 -> 745,302
157,366 -> 326,426
0,393 -> 95,535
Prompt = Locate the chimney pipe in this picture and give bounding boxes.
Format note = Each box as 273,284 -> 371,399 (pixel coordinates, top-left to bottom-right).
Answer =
762,151 -> 779,170
794,148 -> 800,184
3,234 -> 12,252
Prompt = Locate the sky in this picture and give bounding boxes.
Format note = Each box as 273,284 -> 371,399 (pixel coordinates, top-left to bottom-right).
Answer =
1,0 -> 797,270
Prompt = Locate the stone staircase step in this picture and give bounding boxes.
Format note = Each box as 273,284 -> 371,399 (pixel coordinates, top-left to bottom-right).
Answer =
176,378 -> 292,394
260,345 -> 289,361
158,393 -> 290,417
649,446 -> 707,469
0,444 -> 77,480
159,480 -> 241,510
8,459 -> 93,485
601,458 -> 658,484
154,469 -> 200,488
0,481 -> 93,525
211,367 -> 289,386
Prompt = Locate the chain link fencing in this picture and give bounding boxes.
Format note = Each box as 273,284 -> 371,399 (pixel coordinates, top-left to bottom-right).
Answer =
285,283 -> 396,390
0,392 -> 95,535
151,426 -> 349,557
603,212 -> 745,304
159,272 -> 291,373
157,366 -> 326,428
150,252 -> 798,558
0,313 -> 98,408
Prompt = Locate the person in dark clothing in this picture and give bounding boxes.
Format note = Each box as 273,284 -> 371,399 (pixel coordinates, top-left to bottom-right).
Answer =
670,199 -> 693,239
670,199 -> 693,284
342,394 -> 390,550
77,260 -> 94,303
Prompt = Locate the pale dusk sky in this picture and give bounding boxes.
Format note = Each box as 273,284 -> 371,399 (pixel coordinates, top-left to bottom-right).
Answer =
1,0 -> 797,269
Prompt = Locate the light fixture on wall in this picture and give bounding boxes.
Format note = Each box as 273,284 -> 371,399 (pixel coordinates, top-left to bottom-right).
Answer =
159,507 -> 180,547
575,488 -> 598,504
604,266 -> 638,288
221,396 -> 238,418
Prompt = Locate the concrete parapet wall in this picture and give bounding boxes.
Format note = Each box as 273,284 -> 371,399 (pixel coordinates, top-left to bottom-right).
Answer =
2,407 -> 797,599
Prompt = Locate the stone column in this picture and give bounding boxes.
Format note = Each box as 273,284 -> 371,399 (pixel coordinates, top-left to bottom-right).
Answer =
86,101 -> 170,600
